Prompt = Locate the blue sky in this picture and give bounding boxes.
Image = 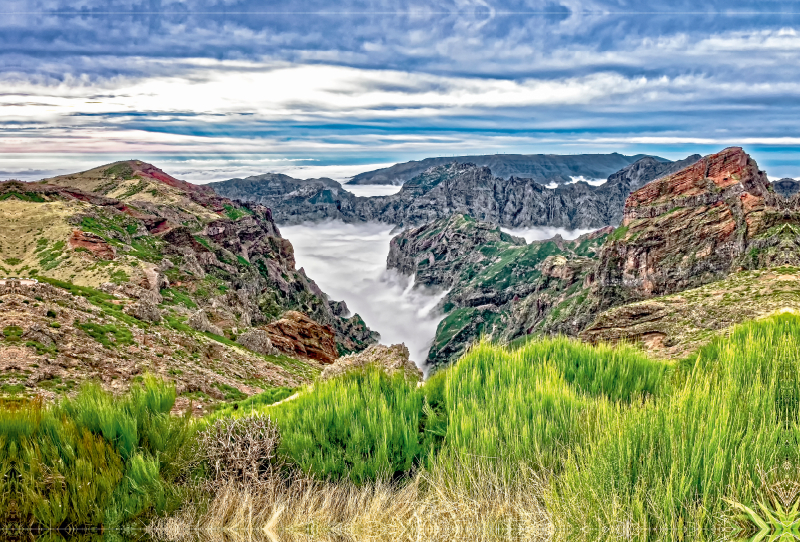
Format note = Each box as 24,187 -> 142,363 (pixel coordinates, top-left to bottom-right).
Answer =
4,0 -> 800,181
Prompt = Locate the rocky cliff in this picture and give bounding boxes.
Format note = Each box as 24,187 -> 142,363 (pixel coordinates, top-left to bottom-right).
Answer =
389,147 -> 800,369
387,214 -> 611,368
211,154 -> 701,230
0,161 -> 379,401
593,146 -> 799,305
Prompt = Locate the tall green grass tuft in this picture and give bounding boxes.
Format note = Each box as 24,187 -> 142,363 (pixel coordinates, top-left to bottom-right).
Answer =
269,367 -> 436,484
439,338 -> 666,475
551,314 -> 800,532
0,377 -> 195,528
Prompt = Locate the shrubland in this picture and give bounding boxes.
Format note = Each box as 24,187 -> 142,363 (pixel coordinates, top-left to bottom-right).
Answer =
4,314 -> 800,538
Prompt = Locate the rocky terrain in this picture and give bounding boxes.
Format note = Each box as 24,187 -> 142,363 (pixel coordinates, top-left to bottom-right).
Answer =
389,147 -> 800,369
346,152 -> 653,185
0,278 -> 316,414
0,161 -> 379,402
210,154 -> 701,229
387,214 -> 611,367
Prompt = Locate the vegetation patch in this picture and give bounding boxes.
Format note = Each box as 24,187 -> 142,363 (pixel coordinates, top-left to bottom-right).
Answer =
77,321 -> 134,348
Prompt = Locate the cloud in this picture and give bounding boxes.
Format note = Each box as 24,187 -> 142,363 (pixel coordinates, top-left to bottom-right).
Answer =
278,220 -> 449,368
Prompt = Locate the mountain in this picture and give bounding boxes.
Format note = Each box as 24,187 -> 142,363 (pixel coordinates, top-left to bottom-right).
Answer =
0,161 -> 378,404
210,154 -> 702,229
346,153 -> 658,185
388,147 -> 800,369
772,178 -> 800,199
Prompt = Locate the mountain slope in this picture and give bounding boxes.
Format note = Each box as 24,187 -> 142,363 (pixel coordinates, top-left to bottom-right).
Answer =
389,147 -> 800,369
347,152 -> 655,185
0,161 -> 379,402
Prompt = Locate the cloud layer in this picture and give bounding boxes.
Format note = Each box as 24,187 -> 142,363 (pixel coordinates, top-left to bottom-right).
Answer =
4,0 -> 800,180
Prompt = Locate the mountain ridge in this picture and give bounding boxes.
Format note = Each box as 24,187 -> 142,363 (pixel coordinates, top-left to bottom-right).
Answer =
346,152 -> 661,186
0,161 -> 379,404
210,153 -> 702,229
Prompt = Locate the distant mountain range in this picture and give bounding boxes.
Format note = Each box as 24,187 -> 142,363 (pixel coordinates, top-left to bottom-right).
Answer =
210,153 -> 702,229
346,152 -> 663,185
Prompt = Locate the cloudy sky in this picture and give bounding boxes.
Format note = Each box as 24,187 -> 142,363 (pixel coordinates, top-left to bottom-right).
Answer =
4,0 -> 800,181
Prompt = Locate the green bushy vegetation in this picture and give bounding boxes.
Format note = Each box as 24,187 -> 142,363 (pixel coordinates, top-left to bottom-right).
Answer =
0,378 -> 195,528
10,313 -> 800,535
269,368 -> 436,484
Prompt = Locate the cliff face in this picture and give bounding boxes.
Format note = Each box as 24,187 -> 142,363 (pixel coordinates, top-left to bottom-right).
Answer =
389,148 -> 800,369
211,155 -> 701,230
347,152 -> 649,186
386,214 -> 610,369
593,147 -> 800,304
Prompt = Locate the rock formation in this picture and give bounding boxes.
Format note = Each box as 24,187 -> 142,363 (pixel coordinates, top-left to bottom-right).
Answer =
260,311 -> 338,364
320,343 -> 422,381
346,152 -> 650,185
389,147 -> 800,369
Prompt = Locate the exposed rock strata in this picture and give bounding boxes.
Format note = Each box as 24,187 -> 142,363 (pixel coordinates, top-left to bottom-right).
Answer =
389,148 -> 800,368
260,311 -> 338,364
347,152 -> 650,185
0,280 -> 313,410
5,161 -> 378,355
387,214 -> 610,368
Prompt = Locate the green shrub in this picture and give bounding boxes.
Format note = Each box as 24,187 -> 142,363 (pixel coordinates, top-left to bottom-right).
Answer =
552,314 -> 799,531
0,377 -> 196,528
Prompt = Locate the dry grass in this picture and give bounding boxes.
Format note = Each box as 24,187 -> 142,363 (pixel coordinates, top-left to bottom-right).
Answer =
149,456 -> 552,542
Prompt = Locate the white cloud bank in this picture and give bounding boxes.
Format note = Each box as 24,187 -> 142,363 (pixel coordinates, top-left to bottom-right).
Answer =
279,221 -> 448,368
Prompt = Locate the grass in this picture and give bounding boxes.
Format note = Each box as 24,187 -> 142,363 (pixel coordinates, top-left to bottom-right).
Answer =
0,378 -> 196,528
77,321 -> 134,348
11,311 -> 800,538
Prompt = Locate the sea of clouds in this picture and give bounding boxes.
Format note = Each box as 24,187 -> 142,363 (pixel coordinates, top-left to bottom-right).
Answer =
281,220 -> 595,369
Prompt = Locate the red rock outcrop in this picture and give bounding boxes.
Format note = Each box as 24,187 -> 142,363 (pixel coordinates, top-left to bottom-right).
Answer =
69,230 -> 116,260
262,311 -> 338,364
593,147 -> 791,303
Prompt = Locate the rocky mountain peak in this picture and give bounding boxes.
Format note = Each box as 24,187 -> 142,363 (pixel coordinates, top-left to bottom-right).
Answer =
623,146 -> 770,221
596,147 -> 795,304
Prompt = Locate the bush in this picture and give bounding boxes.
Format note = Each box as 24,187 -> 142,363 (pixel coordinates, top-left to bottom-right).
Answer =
552,314 -> 799,531
438,338 -> 666,475
193,414 -> 281,490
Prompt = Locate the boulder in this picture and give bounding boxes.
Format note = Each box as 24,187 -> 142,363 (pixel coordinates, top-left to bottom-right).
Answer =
124,298 -> 162,323
261,311 -> 338,364
69,230 -> 115,260
320,343 -> 422,381
187,309 -> 224,336
236,329 -> 278,356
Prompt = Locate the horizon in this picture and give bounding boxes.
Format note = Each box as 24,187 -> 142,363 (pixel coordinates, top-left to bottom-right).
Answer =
4,1 -> 800,181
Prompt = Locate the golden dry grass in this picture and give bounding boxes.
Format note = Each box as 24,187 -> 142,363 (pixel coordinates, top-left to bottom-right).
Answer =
149,457 -> 552,542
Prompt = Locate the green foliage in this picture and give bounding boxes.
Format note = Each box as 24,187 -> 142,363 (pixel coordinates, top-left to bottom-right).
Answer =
223,203 -> 253,221
0,378 -> 195,528
103,162 -> 135,180
77,322 -> 133,349
552,315 -> 800,531
4,257 -> 22,266
109,269 -> 130,284
3,325 -> 23,341
608,224 -> 630,241
437,339 -> 663,474
213,386 -> 295,417
38,277 -> 146,328
270,368 -> 433,483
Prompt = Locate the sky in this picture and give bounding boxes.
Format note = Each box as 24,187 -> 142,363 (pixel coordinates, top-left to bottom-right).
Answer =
5,0 -> 800,182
